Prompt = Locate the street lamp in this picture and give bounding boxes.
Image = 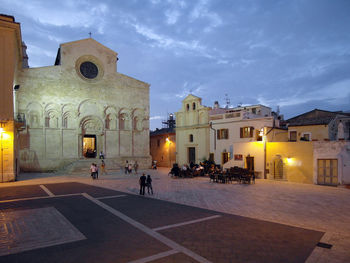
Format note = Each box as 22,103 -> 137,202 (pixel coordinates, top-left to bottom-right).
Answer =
0,126 -> 4,183
166,137 -> 172,167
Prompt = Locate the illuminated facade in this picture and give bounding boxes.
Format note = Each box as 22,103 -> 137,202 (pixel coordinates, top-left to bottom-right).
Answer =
209,102 -> 279,174
14,38 -> 151,171
175,95 -> 210,166
150,128 -> 176,167
0,15 -> 25,182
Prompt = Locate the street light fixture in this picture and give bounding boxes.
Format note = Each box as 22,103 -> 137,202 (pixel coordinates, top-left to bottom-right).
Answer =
0,125 -> 4,182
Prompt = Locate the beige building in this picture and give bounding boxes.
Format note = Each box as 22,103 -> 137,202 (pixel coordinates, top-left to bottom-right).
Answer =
0,15 -> 26,182
286,109 -> 350,142
150,114 -> 176,167
175,95 -> 210,165
14,37 -> 151,172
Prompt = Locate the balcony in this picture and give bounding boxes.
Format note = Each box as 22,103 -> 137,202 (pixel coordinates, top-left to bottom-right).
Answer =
15,113 -> 26,131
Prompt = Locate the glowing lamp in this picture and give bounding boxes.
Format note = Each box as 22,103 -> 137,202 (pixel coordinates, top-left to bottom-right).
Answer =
286,157 -> 294,165
259,128 -> 264,137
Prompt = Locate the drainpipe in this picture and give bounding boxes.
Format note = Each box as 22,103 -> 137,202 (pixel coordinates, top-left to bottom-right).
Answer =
210,122 -> 216,151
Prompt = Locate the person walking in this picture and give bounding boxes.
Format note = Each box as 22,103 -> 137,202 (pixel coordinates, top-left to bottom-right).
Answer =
100,160 -> 107,175
134,160 -> 139,174
125,160 -> 129,174
128,162 -> 133,174
94,163 -> 99,179
90,163 -> 96,179
146,174 -> 153,195
139,173 -> 147,195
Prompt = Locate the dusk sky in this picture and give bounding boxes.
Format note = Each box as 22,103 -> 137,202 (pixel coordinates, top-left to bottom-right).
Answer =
2,0 -> 349,130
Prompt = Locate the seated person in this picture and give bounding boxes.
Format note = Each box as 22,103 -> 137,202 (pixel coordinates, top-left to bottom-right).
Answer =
171,163 -> 180,177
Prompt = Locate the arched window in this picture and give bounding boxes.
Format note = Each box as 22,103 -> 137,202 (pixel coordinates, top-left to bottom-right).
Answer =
189,134 -> 193,142
45,116 -> 50,128
119,114 -> 125,130
193,102 -> 196,110
186,104 -> 189,111
63,116 -> 68,128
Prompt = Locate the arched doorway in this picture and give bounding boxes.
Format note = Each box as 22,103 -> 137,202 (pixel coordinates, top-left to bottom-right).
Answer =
273,157 -> 284,179
79,116 -> 104,158
83,134 -> 96,158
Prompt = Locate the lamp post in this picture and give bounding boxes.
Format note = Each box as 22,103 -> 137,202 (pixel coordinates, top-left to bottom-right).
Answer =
259,128 -> 267,179
0,126 -> 4,183
166,137 -> 172,167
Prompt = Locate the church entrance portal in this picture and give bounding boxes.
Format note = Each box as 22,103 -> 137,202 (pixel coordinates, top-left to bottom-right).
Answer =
83,135 -> 96,158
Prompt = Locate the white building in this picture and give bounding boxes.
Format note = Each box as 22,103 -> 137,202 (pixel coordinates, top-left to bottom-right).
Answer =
209,102 -> 279,176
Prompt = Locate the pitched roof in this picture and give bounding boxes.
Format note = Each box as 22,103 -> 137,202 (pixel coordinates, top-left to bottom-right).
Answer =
150,127 -> 175,136
286,109 -> 349,126
183,94 -> 202,102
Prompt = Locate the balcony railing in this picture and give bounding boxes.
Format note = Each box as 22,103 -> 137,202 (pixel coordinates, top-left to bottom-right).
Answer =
15,113 -> 26,130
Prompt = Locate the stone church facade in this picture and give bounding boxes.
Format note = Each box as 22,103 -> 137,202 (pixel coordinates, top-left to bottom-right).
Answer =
16,38 -> 151,171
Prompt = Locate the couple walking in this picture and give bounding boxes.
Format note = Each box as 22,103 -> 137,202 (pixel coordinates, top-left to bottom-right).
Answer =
90,163 -> 98,179
90,160 -> 107,180
139,174 -> 153,195
125,160 -> 139,174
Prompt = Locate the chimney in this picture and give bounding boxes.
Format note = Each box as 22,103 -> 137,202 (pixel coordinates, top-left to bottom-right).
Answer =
214,101 -> 219,109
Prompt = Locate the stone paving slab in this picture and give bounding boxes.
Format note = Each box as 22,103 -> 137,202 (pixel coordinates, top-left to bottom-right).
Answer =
159,215 -> 324,263
0,207 -> 86,256
0,195 -> 170,263
101,195 -> 219,229
0,185 -> 47,201
44,182 -> 127,197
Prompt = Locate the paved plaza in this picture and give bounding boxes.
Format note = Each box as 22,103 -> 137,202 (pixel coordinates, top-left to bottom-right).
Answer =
0,168 -> 349,262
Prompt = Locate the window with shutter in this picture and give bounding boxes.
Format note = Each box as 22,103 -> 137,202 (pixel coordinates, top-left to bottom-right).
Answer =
217,129 -> 229,140
241,127 -> 254,138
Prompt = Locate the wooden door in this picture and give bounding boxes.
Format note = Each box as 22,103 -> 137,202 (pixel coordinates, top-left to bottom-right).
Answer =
317,159 -> 338,186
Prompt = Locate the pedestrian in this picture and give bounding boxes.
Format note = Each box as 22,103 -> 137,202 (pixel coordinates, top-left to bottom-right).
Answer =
99,151 -> 104,159
128,162 -> 133,174
134,160 -> 139,174
90,163 -> 96,179
101,160 -> 107,175
125,160 -> 129,174
94,163 -> 99,179
139,173 -> 147,195
146,174 -> 153,195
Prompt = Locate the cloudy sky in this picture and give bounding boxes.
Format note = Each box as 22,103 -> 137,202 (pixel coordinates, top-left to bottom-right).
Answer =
2,0 -> 350,129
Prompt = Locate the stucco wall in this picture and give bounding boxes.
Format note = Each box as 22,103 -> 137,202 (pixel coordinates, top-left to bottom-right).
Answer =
223,141 -> 264,177
175,95 -> 210,166
210,117 -> 274,165
288,125 -> 329,141
150,133 -> 176,167
313,141 -> 350,184
267,142 -> 314,184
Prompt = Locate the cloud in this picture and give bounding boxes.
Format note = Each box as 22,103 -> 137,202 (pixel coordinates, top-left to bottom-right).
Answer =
150,115 -> 164,120
257,78 -> 350,108
165,9 -> 181,25
189,0 -> 222,32
2,0 -> 108,34
174,82 -> 205,98
127,20 -> 230,64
